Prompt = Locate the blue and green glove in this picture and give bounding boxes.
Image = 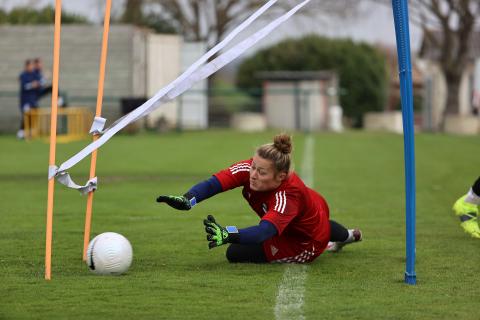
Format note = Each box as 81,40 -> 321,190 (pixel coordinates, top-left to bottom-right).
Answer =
203,215 -> 239,249
156,193 -> 196,211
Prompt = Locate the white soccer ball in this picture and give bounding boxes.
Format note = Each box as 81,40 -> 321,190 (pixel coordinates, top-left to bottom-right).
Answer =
86,232 -> 133,275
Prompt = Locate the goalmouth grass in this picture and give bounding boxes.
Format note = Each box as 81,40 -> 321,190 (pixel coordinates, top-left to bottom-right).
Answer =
0,130 -> 479,319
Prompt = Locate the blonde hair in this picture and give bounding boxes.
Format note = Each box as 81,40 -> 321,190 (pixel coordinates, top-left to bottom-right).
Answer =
256,134 -> 292,173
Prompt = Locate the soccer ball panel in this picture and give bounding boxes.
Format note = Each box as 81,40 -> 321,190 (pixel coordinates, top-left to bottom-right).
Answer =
86,232 -> 132,275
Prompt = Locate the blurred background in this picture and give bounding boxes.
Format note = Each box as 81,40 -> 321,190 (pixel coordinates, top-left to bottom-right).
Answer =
0,0 -> 479,139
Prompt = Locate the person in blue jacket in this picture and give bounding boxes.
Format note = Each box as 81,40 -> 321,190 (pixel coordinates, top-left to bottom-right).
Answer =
33,58 -> 66,107
17,60 -> 39,139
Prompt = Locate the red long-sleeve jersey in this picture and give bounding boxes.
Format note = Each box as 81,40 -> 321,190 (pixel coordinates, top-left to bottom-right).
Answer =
214,159 -> 330,259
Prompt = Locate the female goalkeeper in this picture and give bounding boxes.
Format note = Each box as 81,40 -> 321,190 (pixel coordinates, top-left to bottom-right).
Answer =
156,134 -> 362,263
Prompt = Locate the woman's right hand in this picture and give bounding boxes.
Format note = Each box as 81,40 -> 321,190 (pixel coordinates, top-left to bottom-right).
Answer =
156,195 -> 192,210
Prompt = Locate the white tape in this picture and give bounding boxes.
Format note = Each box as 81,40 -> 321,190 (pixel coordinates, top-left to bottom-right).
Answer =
89,116 -> 107,135
52,0 -> 312,189
56,172 -> 97,195
49,165 -> 97,194
48,165 -> 58,180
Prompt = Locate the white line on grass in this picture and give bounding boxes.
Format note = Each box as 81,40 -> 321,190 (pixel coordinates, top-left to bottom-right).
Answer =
300,135 -> 315,188
274,265 -> 308,320
274,134 -> 314,320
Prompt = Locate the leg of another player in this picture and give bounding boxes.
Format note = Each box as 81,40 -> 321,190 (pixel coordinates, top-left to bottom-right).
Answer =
453,177 -> 480,238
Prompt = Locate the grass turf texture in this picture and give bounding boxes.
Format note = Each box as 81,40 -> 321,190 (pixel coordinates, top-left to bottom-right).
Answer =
0,130 -> 479,319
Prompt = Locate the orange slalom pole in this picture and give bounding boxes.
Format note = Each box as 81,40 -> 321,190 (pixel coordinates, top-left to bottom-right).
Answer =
83,0 -> 112,261
45,0 -> 62,280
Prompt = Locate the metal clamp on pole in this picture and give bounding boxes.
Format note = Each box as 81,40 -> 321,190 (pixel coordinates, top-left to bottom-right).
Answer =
89,116 -> 107,135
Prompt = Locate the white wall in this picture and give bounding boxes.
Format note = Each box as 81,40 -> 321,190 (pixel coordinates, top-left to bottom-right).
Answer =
299,80 -> 328,131
145,36 -> 208,130
179,42 -> 208,129
146,34 -> 181,128
419,59 -> 477,130
264,80 -> 330,131
264,82 -> 296,130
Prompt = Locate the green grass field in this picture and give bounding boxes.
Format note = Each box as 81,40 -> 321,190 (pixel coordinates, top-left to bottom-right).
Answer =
0,130 -> 479,319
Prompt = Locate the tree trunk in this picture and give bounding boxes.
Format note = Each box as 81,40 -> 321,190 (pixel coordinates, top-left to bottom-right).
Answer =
441,70 -> 462,129
122,0 -> 143,24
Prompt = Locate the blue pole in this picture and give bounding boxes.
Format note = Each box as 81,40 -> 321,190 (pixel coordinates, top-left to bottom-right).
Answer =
391,0 -> 417,285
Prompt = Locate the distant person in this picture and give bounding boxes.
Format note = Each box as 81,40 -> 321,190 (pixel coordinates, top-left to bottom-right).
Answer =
33,58 -> 50,100
17,59 -> 39,139
156,134 -> 362,263
453,177 -> 480,238
33,57 -> 66,107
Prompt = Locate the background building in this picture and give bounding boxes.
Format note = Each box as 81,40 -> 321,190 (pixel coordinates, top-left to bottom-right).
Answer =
0,24 -> 207,133
258,71 -> 339,131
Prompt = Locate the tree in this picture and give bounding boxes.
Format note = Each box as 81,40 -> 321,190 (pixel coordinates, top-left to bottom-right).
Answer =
0,6 -> 88,24
0,9 -> 6,23
122,0 -> 143,25
121,0 -> 177,34
125,0 -> 358,49
375,0 -> 480,125
237,35 -> 388,127
120,0 -> 360,113
414,0 -> 479,121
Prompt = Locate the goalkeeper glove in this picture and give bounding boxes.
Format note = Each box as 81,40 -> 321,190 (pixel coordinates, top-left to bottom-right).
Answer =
156,192 -> 196,210
203,215 -> 239,249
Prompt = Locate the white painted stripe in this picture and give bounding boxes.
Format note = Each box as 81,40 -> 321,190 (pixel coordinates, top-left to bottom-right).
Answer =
301,135 -> 315,188
274,134 -> 314,320
274,265 -> 308,320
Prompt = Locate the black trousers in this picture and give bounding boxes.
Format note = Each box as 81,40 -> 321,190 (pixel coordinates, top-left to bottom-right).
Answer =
226,243 -> 267,263
38,85 -> 52,98
19,106 -> 39,130
226,220 -> 349,263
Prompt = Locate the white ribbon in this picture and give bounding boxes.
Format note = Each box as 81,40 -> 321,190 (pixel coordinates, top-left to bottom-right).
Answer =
49,165 -> 97,195
51,0 -> 312,191
86,0 -> 280,137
